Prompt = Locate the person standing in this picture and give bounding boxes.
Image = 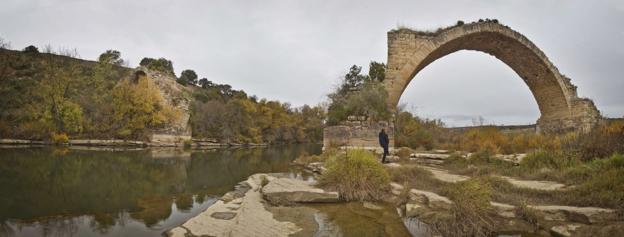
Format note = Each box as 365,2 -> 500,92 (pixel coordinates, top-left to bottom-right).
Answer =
379,129 -> 390,163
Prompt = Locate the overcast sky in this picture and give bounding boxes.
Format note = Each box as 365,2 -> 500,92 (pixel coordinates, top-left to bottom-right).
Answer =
1,0 -> 623,126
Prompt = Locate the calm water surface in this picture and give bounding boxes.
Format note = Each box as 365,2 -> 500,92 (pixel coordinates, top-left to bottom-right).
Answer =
0,145 -> 321,237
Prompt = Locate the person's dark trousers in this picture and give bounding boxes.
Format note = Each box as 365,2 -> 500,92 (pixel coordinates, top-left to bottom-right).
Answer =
382,145 -> 389,163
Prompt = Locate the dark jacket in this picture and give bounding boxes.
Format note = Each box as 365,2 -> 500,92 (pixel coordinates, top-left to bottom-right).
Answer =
379,131 -> 389,147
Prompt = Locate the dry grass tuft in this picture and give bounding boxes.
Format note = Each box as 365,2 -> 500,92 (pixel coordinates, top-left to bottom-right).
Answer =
317,149 -> 390,201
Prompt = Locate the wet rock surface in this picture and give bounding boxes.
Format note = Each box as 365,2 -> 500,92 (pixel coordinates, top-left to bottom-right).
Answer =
262,177 -> 339,205
166,173 -> 410,237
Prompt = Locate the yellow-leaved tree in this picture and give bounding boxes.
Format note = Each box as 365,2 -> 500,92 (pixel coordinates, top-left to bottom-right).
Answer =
112,74 -> 180,139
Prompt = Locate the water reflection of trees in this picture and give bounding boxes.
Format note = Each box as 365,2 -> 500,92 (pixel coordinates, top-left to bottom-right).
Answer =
0,144 -> 320,234
39,218 -> 79,237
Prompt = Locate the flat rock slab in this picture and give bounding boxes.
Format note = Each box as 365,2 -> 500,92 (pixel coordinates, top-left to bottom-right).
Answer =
166,174 -> 302,237
420,166 -> 469,183
410,153 -> 451,160
498,176 -> 566,191
529,205 -> 617,223
262,178 -> 339,205
419,165 -> 566,191
383,163 -> 402,168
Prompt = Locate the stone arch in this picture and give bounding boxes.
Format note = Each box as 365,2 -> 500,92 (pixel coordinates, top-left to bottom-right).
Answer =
384,21 -> 600,133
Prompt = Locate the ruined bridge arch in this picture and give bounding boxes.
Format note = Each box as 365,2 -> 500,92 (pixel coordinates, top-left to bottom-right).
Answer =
384,21 -> 600,133
322,22 -> 601,149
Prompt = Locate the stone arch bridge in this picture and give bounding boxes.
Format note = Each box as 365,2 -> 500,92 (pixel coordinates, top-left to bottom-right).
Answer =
323,21 -> 601,149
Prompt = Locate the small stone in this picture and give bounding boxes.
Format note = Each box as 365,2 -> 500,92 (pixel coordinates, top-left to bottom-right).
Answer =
363,202 -> 384,210
550,224 -> 581,237
210,212 -> 237,220
390,182 -> 404,196
405,203 -> 426,217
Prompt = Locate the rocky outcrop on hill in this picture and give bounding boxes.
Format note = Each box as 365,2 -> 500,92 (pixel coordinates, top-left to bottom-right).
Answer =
139,68 -> 193,146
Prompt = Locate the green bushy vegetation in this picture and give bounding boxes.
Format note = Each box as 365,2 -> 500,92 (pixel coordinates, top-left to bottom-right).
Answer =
318,149 -> 390,201
326,62 -> 390,125
0,47 -> 132,139
395,109 -> 445,150
111,73 -> 181,139
139,57 -> 174,75
190,94 -> 325,144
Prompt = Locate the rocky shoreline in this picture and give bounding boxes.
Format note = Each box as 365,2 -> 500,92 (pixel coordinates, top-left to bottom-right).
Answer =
165,173 -> 342,237
165,172 -> 414,237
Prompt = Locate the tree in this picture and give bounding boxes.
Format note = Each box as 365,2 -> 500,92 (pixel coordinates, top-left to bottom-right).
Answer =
327,63 -> 390,125
368,61 -> 386,82
23,45 -> 39,53
177,69 -> 198,85
198,78 -> 212,88
112,74 -> 180,138
98,50 -> 124,66
139,57 -> 174,74
35,62 -> 84,135
343,65 -> 367,92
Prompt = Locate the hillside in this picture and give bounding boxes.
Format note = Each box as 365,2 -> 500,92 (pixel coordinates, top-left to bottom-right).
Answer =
0,47 -> 324,144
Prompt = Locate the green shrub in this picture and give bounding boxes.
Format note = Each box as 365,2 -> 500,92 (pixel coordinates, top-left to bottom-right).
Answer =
520,150 -> 578,171
318,149 -> 390,201
569,154 -> 624,208
139,57 -> 174,74
23,45 -> 39,53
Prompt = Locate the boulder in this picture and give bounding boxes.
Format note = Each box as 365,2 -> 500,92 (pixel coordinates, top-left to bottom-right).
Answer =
261,178 -> 339,205
409,189 -> 452,210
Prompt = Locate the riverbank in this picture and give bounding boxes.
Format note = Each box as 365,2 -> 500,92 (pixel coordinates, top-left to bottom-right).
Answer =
291,148 -> 624,237
0,138 -> 269,148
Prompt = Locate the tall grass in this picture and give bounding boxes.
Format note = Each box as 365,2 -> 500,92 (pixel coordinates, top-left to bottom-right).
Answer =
317,149 -> 390,201
432,179 -> 494,237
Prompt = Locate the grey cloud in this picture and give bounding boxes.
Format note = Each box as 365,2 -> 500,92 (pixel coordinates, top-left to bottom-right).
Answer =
1,0 -> 622,126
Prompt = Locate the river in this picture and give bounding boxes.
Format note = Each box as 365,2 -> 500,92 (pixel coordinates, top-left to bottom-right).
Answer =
0,145 -> 430,237
0,145 -> 324,237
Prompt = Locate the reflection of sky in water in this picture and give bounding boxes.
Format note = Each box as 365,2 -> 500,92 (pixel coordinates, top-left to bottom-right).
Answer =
3,197 -> 216,237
